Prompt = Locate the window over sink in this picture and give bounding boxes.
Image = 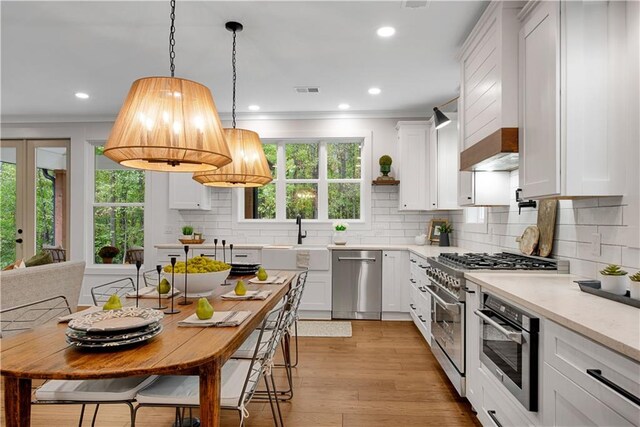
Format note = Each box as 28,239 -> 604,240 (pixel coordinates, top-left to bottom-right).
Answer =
242,138 -> 364,221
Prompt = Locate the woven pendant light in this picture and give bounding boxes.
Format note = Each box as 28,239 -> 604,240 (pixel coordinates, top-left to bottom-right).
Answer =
103,1 -> 231,172
192,22 -> 273,187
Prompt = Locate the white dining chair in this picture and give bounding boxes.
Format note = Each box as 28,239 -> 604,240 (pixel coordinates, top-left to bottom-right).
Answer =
133,301 -> 290,427
0,294 -> 157,427
90,277 -> 136,306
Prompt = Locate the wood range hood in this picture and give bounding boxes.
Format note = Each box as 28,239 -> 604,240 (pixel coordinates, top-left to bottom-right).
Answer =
460,128 -> 519,172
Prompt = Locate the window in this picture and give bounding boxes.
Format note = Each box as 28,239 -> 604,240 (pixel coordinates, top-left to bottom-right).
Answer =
463,207 -> 488,234
92,146 -> 144,264
243,139 -> 363,221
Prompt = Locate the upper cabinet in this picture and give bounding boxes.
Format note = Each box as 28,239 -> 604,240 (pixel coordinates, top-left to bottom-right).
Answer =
459,1 -> 523,171
518,0 -> 627,199
168,173 -> 211,210
397,121 -> 429,211
397,120 -> 461,211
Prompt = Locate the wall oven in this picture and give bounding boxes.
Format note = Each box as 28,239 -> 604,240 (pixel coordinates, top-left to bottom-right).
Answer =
475,292 -> 539,411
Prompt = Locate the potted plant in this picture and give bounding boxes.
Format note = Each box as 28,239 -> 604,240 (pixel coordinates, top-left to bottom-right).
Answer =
599,264 -> 628,295
629,271 -> 640,300
378,155 -> 393,180
181,225 -> 194,240
98,246 -> 120,264
437,223 -> 453,247
333,222 -> 348,245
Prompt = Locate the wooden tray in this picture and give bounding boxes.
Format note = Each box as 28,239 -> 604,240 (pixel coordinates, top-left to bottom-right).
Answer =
575,280 -> 640,308
178,238 -> 206,244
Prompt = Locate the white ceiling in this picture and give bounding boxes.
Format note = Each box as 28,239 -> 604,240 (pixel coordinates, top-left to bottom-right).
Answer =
1,1 -> 487,122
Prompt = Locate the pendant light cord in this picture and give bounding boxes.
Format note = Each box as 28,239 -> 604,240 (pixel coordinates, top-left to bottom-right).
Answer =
169,0 -> 176,77
231,28 -> 237,129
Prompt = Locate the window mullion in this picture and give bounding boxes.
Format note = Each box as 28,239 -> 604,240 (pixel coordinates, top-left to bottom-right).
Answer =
276,142 -> 286,220
318,141 -> 328,220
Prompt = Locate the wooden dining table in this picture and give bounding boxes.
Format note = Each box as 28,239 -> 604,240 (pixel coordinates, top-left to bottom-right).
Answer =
1,271 -> 295,427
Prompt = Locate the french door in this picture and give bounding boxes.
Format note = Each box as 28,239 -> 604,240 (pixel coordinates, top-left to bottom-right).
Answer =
0,139 -> 70,267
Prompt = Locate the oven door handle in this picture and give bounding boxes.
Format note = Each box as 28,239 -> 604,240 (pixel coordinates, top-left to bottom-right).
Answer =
424,285 -> 460,313
474,309 -> 523,344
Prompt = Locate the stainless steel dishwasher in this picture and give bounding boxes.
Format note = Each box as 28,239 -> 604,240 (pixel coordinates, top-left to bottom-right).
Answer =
331,250 -> 382,320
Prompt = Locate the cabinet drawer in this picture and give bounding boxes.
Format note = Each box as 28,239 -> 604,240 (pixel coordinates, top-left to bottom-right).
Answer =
545,320 -> 640,420
480,367 -> 535,427
544,363 -> 637,427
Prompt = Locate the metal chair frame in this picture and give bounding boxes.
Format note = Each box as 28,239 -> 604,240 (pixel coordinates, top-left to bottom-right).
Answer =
90,277 -> 135,306
133,299 -> 290,427
1,295 -> 140,426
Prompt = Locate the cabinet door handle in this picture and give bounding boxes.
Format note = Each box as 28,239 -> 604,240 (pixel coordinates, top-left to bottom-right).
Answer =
410,304 -> 416,310
410,279 -> 416,283
463,286 -> 475,294
467,196 -> 472,200
487,410 -> 503,427
410,259 -> 417,263
168,254 -> 181,257
200,254 -> 216,257
586,369 -> 640,406
234,254 -> 248,258
418,315 -> 427,323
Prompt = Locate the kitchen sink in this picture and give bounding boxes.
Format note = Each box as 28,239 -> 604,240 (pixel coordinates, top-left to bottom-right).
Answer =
262,245 -> 330,271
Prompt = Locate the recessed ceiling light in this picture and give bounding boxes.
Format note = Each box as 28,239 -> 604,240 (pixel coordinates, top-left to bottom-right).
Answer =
75,92 -> 89,99
368,87 -> 381,95
248,105 -> 260,111
377,26 -> 396,37
338,103 -> 350,110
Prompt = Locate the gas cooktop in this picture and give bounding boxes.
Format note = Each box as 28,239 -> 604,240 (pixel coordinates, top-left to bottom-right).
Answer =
438,252 -> 559,270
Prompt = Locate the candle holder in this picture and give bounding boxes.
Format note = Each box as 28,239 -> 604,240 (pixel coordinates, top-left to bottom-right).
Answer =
178,245 -> 192,305
221,240 -> 230,286
135,260 -> 142,308
153,264 -> 167,310
164,257 -> 180,314
213,238 -> 218,260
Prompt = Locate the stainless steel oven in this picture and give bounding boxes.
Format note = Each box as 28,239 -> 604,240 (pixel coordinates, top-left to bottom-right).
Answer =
475,292 -> 539,411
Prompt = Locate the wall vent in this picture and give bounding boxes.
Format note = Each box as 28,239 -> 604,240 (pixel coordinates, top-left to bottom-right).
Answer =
295,86 -> 320,94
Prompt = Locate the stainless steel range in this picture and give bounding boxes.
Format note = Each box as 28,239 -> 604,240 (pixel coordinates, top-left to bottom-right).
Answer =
424,251 -> 569,396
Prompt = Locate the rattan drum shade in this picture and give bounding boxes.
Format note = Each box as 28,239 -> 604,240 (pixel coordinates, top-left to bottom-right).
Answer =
104,77 -> 232,172
192,128 -> 273,187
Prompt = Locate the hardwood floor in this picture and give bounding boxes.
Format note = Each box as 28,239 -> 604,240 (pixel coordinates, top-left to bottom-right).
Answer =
1,321 -> 480,426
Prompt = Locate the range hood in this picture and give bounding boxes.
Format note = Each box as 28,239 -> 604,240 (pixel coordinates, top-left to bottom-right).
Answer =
460,128 -> 519,171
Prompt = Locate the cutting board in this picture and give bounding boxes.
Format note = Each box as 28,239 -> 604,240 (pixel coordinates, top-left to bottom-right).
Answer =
516,225 -> 540,255
536,199 -> 558,257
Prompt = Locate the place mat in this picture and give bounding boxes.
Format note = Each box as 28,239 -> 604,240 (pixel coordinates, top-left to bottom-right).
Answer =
58,306 -> 102,323
178,311 -> 251,328
125,286 -> 180,299
221,290 -> 272,300
248,275 -> 286,284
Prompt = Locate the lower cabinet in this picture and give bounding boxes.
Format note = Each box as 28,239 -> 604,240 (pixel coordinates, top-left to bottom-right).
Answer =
464,280 -> 481,410
408,253 -> 431,343
382,251 -> 409,316
298,271 -> 331,313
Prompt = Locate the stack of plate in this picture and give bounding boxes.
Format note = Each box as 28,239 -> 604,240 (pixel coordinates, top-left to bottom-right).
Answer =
66,307 -> 164,349
230,263 -> 261,276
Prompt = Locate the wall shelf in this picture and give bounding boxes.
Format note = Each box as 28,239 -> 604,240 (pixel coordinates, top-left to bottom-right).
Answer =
372,179 -> 400,186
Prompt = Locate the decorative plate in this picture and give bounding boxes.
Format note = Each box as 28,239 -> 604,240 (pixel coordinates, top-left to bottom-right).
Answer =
66,325 -> 163,349
65,322 -> 162,343
68,307 -> 164,332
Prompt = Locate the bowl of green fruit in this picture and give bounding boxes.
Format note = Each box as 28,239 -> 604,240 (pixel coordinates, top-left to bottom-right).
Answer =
163,256 -> 231,295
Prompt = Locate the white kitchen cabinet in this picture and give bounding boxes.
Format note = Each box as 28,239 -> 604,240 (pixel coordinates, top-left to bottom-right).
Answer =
427,115 -> 461,210
397,121 -> 429,211
458,171 -> 511,207
543,320 -> 640,426
519,0 -> 627,199
459,1 -> 522,151
298,271 -> 331,314
168,173 -> 211,210
382,251 -> 409,315
464,280 -> 481,411
408,253 -> 431,343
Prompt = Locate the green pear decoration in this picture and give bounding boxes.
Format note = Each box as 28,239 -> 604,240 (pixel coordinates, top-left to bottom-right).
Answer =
256,267 -> 268,281
103,294 -> 122,311
157,278 -> 171,294
235,279 -> 247,296
196,297 -> 214,320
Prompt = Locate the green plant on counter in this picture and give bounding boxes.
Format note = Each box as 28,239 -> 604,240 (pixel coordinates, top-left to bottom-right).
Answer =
379,155 -> 393,166
437,223 -> 453,234
181,225 -> 194,236
629,271 -> 640,282
599,264 -> 628,276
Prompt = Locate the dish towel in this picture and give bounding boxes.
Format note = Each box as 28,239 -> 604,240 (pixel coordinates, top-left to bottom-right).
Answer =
248,276 -> 286,285
178,311 -> 251,328
296,250 -> 310,269
58,306 -> 102,323
125,286 -> 180,299
221,290 -> 273,300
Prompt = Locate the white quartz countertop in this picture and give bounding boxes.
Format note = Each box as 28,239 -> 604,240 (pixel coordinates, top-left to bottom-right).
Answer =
155,243 -> 267,250
327,244 -> 469,259
465,272 -> 640,362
